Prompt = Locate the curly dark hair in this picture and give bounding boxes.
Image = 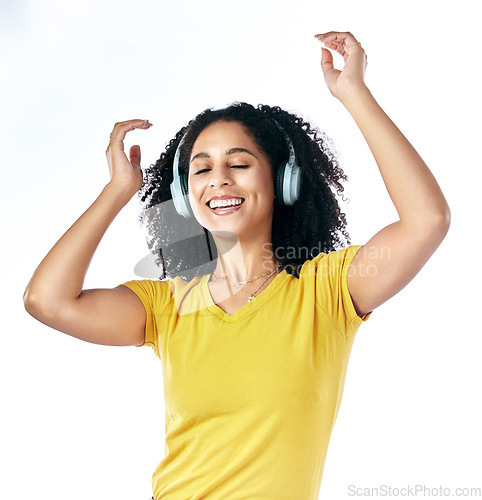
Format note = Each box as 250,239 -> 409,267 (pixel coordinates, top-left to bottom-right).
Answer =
137,101 -> 352,280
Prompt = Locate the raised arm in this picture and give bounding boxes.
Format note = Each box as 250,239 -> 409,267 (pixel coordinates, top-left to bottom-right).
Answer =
23,119 -> 153,346
315,32 -> 451,317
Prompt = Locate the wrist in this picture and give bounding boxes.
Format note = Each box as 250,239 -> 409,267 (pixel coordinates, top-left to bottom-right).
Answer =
102,182 -> 138,208
338,83 -> 374,112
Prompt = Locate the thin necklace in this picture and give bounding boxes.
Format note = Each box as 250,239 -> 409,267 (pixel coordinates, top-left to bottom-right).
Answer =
212,264 -> 282,303
212,264 -> 282,285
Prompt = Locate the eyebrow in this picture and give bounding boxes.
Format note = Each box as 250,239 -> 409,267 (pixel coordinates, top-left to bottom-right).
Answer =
190,147 -> 258,163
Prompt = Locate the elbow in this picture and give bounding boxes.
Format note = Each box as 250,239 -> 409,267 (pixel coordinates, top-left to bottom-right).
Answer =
23,287 -> 54,320
429,206 -> 451,242
404,209 -> 451,234
23,287 -> 41,318
439,201 -> 451,228
23,285 -> 32,312
428,200 -> 451,232
437,204 -> 451,234
445,206 -> 451,229
404,207 -> 451,242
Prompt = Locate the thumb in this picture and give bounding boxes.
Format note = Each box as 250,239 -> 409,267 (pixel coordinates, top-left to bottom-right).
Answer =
320,47 -> 334,74
129,145 -> 141,170
320,47 -> 339,90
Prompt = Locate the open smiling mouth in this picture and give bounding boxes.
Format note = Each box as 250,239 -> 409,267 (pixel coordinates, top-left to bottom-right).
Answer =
207,197 -> 245,214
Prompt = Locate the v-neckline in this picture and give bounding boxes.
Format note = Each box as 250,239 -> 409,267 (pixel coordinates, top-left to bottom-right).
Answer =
200,269 -> 290,323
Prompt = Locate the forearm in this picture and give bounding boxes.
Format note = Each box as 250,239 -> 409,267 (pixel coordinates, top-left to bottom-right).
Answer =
341,85 -> 451,227
24,183 -> 132,313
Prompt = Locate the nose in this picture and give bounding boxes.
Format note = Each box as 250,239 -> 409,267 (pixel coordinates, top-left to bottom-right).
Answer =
209,166 -> 233,189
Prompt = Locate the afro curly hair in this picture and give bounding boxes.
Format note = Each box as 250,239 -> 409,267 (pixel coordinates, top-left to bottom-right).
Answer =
137,101 -> 352,280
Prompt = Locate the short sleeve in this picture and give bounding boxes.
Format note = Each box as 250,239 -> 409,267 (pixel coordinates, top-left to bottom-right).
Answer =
118,279 -> 172,354
313,245 -> 372,337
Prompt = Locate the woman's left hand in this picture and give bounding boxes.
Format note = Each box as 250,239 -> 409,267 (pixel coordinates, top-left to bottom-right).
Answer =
314,31 -> 368,103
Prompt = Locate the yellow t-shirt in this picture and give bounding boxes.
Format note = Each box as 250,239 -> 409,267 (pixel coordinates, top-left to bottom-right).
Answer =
121,244 -> 372,499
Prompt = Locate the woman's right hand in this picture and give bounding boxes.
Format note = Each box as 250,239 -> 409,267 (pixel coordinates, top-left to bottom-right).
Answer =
105,119 -> 153,198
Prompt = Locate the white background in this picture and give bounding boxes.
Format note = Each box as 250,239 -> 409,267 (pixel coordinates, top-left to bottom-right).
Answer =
2,0 -> 481,499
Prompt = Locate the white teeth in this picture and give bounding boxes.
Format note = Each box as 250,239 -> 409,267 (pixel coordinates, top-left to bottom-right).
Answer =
209,198 -> 243,209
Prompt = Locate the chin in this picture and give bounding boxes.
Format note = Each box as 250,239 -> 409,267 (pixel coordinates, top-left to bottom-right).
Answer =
198,220 -> 251,243
204,223 -> 245,240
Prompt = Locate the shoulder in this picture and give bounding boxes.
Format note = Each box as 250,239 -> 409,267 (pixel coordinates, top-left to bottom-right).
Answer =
120,278 -> 171,296
297,245 -> 364,279
298,245 -> 371,324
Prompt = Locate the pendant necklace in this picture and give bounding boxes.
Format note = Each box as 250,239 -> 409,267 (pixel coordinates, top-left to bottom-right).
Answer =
211,264 -> 282,303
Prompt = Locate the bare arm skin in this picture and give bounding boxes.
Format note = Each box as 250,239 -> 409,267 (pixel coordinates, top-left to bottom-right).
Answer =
316,32 -> 451,317
23,119 -> 152,346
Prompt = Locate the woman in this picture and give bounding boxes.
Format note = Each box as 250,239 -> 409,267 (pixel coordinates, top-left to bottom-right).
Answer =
23,31 -> 450,499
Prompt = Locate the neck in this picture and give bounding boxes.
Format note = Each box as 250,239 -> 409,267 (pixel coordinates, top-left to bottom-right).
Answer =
211,231 -> 279,283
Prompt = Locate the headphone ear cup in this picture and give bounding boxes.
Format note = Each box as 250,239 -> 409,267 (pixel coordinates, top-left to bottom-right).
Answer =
180,174 -> 193,216
170,173 -> 193,218
180,174 -> 189,197
275,161 -> 302,206
275,163 -> 287,204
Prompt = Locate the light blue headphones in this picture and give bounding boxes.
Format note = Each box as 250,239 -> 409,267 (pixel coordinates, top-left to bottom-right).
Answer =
169,118 -> 303,218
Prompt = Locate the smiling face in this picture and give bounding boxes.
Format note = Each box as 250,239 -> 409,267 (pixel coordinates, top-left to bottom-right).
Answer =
188,120 -> 275,242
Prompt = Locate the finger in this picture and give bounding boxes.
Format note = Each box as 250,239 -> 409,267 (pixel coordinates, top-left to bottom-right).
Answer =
326,40 -> 348,60
109,119 -> 152,143
315,34 -> 348,63
315,31 -> 364,53
317,32 -> 367,75
129,145 -> 141,170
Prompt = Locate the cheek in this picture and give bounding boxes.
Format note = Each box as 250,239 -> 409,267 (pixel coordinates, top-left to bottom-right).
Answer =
187,181 -> 204,217
188,196 -> 209,229
188,175 -> 203,201
252,171 -> 275,201
187,179 -> 219,230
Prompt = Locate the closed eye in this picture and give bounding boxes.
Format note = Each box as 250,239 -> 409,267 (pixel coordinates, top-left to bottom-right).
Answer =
193,165 -> 249,175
